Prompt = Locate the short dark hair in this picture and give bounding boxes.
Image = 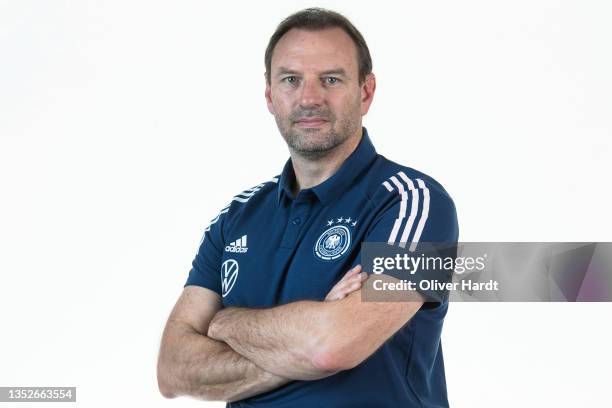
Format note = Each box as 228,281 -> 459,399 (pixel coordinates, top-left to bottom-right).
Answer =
265,8 -> 372,85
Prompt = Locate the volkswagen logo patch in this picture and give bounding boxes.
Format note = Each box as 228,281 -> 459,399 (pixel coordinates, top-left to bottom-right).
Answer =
221,259 -> 239,297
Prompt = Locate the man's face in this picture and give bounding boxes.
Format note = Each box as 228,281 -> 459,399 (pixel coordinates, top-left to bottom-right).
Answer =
265,27 -> 375,158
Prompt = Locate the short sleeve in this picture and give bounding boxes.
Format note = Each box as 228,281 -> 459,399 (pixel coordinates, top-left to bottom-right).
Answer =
363,177 -> 459,306
184,209 -> 227,295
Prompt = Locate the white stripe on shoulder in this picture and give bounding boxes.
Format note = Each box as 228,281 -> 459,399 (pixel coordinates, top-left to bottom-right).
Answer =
409,178 -> 430,252
203,176 -> 278,233
239,184 -> 265,195
397,172 -> 420,249
387,176 -> 408,245
234,189 -> 262,200
381,171 -> 429,249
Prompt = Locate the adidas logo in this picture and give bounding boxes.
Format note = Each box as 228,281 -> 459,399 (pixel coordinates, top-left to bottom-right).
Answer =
225,235 -> 248,253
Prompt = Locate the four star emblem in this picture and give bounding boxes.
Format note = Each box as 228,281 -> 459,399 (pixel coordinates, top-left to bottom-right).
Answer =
326,217 -> 358,227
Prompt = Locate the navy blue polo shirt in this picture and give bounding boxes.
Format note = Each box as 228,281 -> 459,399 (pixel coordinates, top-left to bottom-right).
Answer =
186,128 -> 459,407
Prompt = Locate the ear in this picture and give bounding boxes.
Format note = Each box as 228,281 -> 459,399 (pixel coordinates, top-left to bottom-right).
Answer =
265,73 -> 274,115
360,73 -> 376,116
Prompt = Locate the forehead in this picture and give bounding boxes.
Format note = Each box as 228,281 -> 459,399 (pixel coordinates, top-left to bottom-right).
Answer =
271,27 -> 358,73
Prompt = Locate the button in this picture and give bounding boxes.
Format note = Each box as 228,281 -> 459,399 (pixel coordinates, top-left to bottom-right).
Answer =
292,217 -> 301,225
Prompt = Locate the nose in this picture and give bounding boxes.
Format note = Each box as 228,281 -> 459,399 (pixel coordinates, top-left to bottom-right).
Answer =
299,78 -> 325,108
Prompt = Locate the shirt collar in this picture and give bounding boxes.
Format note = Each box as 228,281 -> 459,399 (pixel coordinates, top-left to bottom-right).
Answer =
277,127 -> 377,205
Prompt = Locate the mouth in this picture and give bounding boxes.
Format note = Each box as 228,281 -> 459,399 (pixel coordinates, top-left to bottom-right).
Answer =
294,118 -> 329,128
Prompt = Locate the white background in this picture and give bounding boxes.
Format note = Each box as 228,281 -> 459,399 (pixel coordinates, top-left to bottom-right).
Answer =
1,1 -> 611,407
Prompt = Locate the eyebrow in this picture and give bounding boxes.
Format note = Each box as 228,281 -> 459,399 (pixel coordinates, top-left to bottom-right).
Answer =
275,67 -> 349,78
320,68 -> 348,77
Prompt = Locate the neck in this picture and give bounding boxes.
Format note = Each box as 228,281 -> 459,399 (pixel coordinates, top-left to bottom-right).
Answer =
289,128 -> 363,195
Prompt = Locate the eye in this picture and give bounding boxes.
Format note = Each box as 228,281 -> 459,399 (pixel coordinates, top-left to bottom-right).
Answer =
283,76 -> 298,84
324,77 -> 339,85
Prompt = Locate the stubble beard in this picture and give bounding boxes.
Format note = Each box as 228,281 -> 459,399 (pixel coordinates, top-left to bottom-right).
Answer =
274,103 -> 361,160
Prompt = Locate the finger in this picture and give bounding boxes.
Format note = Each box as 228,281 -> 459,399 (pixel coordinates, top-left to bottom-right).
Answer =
326,266 -> 365,301
345,271 -> 368,286
347,281 -> 363,292
327,293 -> 342,301
330,274 -> 362,295
350,265 -> 362,276
341,265 -> 361,280
333,280 -> 364,299
326,281 -> 357,301
332,271 -> 367,295
326,291 -> 344,301
326,286 -> 345,301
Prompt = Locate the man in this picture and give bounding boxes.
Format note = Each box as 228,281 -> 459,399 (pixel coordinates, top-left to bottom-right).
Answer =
157,7 -> 459,407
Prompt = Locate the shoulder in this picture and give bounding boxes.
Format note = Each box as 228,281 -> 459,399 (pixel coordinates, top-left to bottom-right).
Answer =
362,155 -> 454,206
200,175 -> 280,236
362,155 -> 459,244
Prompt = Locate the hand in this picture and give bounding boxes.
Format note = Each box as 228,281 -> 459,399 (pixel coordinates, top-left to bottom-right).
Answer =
325,265 -> 368,301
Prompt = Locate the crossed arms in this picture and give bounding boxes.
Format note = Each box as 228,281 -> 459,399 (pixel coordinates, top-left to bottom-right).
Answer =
156,265 -> 424,402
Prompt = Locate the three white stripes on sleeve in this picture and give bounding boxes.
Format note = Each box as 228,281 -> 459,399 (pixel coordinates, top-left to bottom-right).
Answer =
382,171 -> 430,252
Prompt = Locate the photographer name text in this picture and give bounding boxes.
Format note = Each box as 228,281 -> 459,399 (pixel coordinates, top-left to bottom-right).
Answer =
372,279 -> 500,292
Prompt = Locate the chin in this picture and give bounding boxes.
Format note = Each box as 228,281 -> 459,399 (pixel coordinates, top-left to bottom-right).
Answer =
295,137 -> 344,156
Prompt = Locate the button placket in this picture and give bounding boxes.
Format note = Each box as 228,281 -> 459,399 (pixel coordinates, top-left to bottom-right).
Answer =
280,200 -> 310,248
